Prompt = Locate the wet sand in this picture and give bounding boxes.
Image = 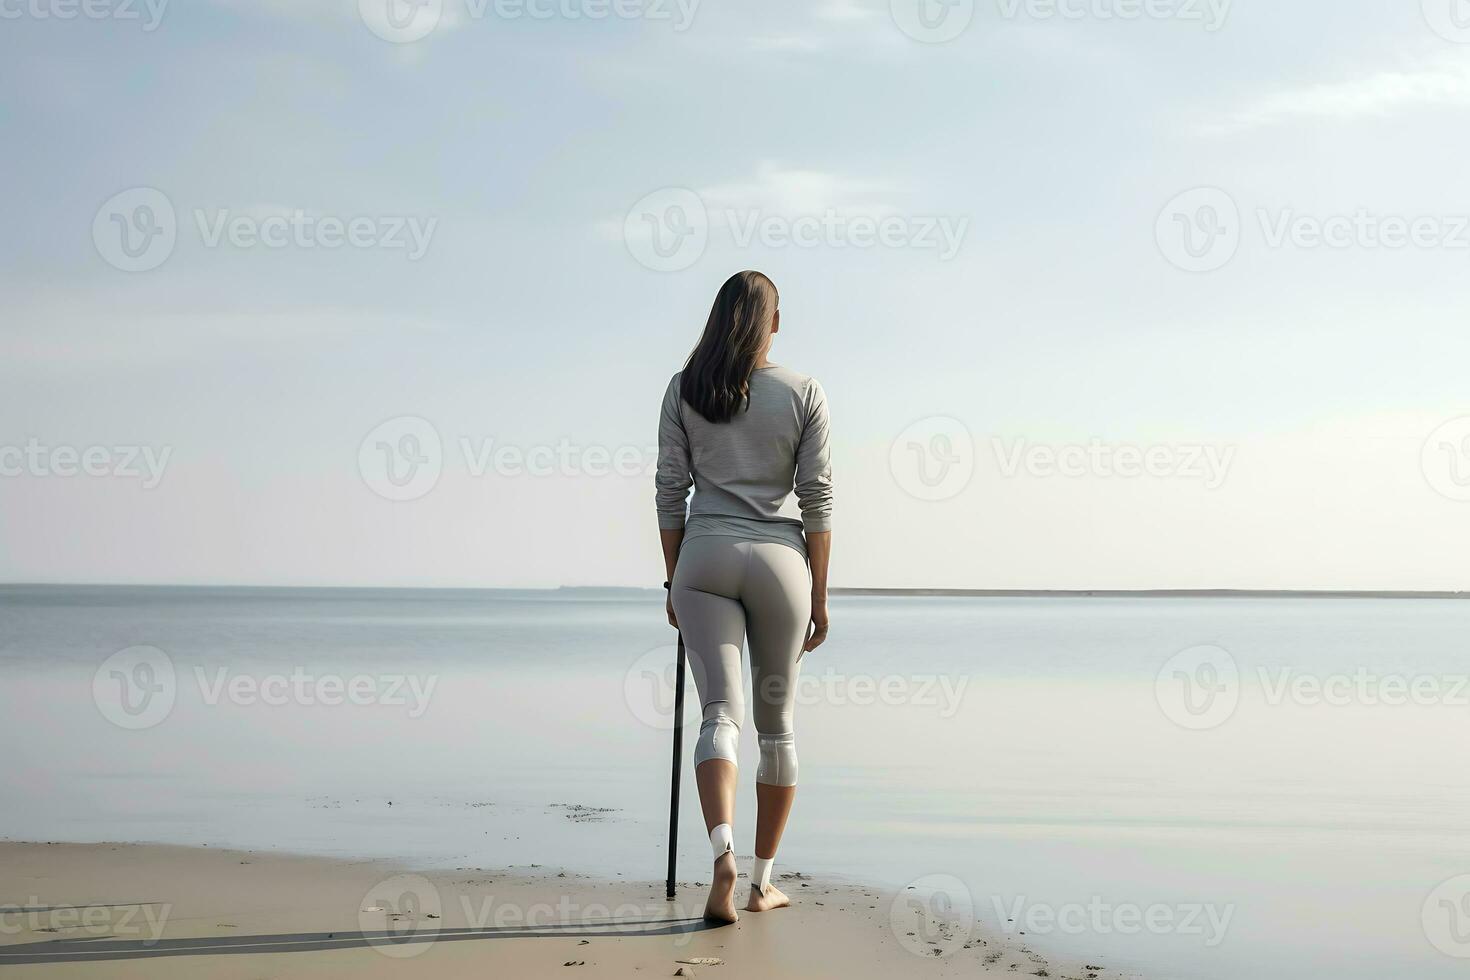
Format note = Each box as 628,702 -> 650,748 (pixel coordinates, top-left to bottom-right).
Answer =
0,842 -> 1131,979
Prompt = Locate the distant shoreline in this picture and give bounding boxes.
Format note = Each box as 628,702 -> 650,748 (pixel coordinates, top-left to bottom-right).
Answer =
0,583 -> 1465,600
829,587 -> 1468,599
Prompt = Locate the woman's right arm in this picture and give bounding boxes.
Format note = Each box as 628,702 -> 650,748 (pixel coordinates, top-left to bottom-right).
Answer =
803,530 -> 830,654
794,379 -> 833,654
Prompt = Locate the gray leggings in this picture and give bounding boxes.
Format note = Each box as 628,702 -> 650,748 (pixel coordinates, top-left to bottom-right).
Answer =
671,536 -> 810,787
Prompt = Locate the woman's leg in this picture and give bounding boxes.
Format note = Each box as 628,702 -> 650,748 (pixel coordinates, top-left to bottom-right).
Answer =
748,781 -> 796,910
693,759 -> 739,921
670,538 -> 748,924
741,543 -> 811,912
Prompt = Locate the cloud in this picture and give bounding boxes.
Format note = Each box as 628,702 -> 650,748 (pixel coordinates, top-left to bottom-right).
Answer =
597,162 -> 912,243
1200,54 -> 1470,134
700,162 -> 906,215
744,0 -> 904,58
205,0 -> 468,49
814,0 -> 882,22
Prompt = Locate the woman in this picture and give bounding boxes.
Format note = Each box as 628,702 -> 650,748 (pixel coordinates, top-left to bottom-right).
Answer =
655,270 -> 832,924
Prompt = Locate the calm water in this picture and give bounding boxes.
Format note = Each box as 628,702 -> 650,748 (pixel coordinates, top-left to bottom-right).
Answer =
3,585 -> 1468,978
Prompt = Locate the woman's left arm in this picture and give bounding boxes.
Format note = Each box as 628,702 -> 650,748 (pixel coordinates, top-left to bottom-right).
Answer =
660,528 -> 684,627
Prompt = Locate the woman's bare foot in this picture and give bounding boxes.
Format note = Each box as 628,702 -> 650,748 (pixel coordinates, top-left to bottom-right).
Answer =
704,851 -> 739,924
745,883 -> 791,912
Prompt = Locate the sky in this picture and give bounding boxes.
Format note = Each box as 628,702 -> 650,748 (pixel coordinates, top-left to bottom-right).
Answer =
3,0 -> 1470,590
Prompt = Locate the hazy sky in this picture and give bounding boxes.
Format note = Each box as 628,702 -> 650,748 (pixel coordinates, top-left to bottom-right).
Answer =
4,0 -> 1470,589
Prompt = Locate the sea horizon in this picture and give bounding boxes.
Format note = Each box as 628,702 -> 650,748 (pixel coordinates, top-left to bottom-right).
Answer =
3,582 -> 1466,599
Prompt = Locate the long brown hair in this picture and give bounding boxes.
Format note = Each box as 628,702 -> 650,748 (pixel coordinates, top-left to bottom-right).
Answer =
680,271 -> 779,424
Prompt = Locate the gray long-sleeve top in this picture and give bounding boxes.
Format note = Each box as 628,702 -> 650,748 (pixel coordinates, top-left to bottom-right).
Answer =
656,364 -> 832,554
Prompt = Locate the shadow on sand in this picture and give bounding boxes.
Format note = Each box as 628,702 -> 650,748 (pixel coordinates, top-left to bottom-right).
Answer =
0,915 -> 719,964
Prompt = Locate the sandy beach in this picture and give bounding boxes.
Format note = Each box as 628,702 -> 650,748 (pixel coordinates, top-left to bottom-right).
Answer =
0,842 -> 1130,979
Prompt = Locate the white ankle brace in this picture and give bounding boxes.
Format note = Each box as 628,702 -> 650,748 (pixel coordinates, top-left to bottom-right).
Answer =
752,856 -> 773,893
709,823 -> 734,861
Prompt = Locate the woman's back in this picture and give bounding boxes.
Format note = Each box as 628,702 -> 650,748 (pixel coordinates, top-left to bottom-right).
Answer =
656,363 -> 832,554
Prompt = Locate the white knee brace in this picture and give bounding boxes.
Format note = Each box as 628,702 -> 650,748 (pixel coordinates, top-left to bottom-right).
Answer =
695,702 -> 740,768
756,732 -> 798,787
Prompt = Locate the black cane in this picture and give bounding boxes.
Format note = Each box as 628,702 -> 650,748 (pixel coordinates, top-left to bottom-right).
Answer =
666,632 -> 686,899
